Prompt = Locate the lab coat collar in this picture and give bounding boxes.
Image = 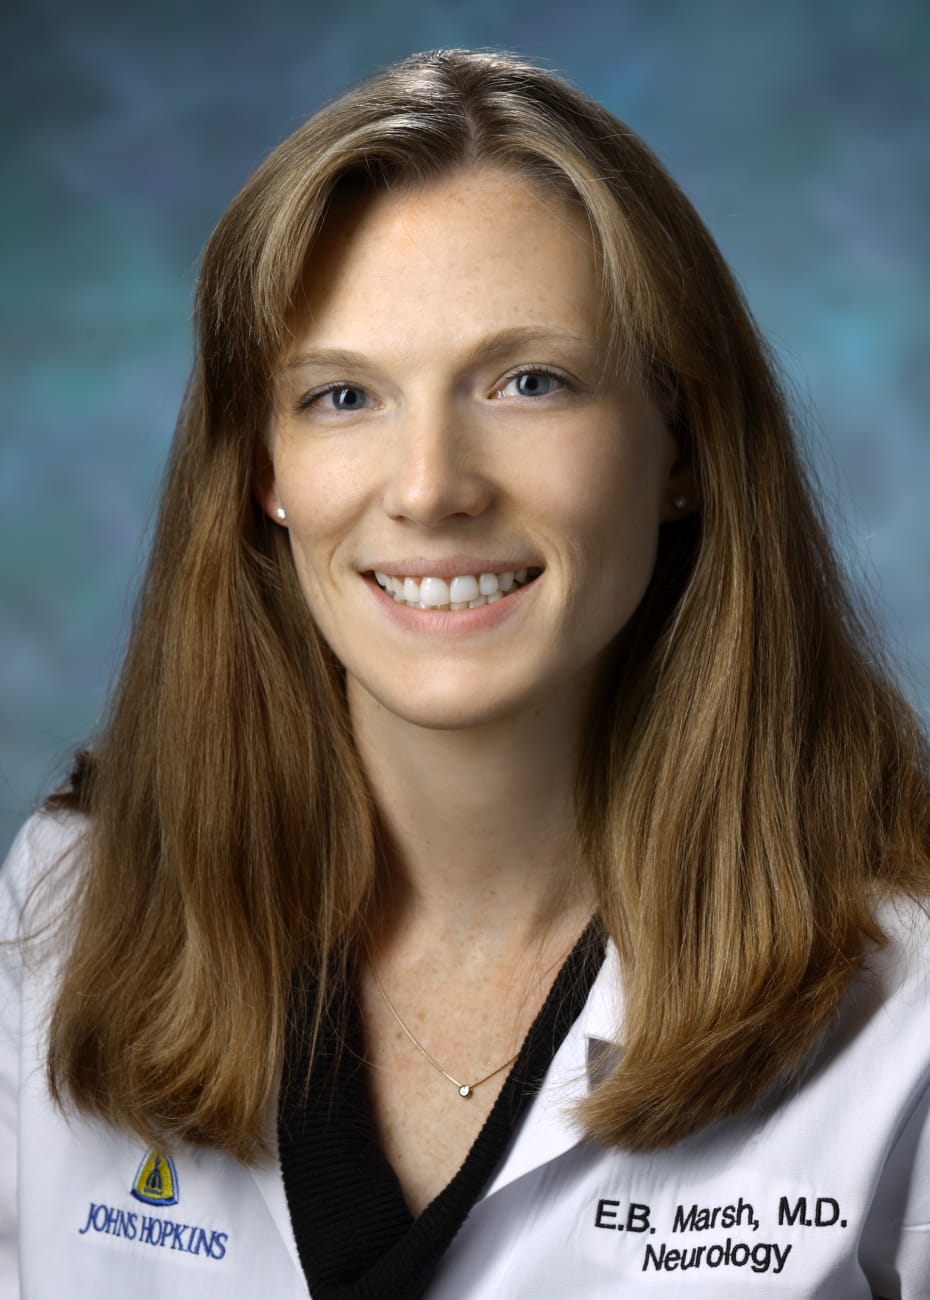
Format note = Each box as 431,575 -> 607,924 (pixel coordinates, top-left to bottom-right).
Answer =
479,939 -> 623,1201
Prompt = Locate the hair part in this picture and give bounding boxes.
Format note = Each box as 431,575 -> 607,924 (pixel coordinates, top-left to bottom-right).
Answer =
43,48 -> 930,1158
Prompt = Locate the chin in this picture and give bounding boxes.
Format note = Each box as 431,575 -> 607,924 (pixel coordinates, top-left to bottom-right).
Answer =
350,670 -> 544,734
393,693 -> 525,733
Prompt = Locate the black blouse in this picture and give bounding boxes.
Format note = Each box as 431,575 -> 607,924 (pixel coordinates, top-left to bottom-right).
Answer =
278,920 -> 606,1300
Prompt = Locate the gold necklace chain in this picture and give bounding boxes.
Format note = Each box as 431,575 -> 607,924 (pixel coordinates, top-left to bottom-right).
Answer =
370,966 -> 520,1099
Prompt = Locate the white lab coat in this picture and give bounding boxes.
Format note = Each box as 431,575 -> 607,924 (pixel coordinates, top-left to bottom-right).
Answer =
2,811 -> 930,1298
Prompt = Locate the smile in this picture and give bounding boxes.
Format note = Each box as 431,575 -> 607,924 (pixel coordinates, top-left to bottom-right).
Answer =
371,568 -> 541,610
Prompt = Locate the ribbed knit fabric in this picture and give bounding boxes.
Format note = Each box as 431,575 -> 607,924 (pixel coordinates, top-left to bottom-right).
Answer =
278,920 -> 606,1300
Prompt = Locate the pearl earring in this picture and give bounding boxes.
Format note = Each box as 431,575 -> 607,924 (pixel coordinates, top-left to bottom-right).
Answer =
275,507 -> 287,521
673,496 -> 687,511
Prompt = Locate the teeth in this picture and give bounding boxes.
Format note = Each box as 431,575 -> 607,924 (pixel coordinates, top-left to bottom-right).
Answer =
419,576 -> 451,607
372,567 -> 537,610
449,574 -> 480,603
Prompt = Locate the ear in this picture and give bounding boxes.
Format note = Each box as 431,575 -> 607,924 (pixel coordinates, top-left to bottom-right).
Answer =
648,396 -> 700,523
660,455 -> 700,522
253,443 -> 288,526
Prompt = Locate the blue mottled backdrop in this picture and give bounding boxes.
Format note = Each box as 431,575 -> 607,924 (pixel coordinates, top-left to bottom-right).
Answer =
2,0 -> 928,854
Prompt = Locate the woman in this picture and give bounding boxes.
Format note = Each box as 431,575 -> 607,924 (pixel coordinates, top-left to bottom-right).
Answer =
2,48 -> 929,1298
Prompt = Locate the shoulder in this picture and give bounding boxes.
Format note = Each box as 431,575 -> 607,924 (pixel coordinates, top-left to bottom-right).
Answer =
0,809 -> 90,943
867,892 -> 930,1009
795,894 -> 930,1100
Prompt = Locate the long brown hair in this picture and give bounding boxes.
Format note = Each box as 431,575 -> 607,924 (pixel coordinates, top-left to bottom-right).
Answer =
43,49 -> 930,1157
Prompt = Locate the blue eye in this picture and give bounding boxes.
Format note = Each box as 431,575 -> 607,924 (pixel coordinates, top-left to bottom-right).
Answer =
298,383 -> 369,413
324,385 -> 367,410
331,385 -> 366,409
501,368 -> 566,398
518,372 -> 553,396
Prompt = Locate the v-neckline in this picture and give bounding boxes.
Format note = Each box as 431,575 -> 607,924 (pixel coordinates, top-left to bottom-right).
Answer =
277,919 -> 606,1299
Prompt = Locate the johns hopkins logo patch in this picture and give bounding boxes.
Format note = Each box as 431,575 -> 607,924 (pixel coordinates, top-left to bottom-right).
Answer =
78,1149 -> 229,1261
131,1149 -> 179,1207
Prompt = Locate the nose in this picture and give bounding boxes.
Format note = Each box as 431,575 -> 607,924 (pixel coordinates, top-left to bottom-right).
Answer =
381,402 -> 493,527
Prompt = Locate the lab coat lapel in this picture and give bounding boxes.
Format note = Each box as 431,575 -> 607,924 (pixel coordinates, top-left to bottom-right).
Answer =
479,941 -> 623,1201
245,1081 -> 306,1282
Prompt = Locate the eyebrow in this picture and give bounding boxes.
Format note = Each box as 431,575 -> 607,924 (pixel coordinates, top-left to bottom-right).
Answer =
285,326 -> 599,373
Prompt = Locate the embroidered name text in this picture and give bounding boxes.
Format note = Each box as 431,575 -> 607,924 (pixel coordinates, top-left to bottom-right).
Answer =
78,1201 -> 229,1260
673,1197 -> 759,1232
643,1237 -> 791,1275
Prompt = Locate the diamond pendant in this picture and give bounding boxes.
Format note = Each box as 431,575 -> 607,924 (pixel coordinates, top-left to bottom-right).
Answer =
458,1084 -> 473,1098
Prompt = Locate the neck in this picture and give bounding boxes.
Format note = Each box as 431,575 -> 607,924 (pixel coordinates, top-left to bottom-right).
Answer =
348,683 -> 595,955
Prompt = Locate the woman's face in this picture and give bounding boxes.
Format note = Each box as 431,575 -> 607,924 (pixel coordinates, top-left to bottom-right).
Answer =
265,165 -> 681,732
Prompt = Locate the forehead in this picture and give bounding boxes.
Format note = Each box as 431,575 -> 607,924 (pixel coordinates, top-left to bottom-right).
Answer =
288,166 -> 603,361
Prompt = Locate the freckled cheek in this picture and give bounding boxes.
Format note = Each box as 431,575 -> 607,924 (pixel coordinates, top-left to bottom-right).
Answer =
283,537 -> 325,619
555,461 -> 663,607
280,509 -> 344,605
276,452 -> 370,584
